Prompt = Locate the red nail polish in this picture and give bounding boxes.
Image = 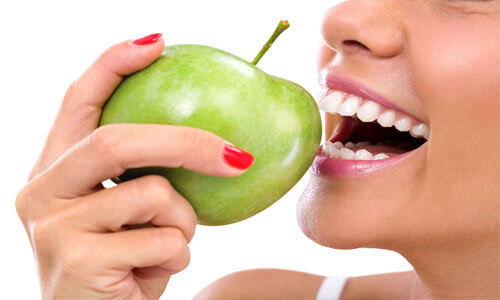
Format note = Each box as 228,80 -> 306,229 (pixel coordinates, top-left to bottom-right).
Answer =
132,33 -> 162,46
223,145 -> 255,170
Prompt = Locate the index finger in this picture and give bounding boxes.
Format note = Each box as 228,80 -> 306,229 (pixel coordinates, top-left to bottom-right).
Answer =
30,34 -> 165,180
37,124 -> 254,197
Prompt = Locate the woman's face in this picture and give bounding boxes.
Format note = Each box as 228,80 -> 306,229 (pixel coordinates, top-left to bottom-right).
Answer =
298,0 -> 500,252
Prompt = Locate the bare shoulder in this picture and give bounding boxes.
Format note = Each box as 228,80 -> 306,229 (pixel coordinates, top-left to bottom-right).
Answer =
341,270 -> 416,299
193,268 -> 416,300
193,268 -> 326,300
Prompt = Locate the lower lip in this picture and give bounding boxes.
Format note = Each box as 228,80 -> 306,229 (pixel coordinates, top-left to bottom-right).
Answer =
310,146 -> 417,180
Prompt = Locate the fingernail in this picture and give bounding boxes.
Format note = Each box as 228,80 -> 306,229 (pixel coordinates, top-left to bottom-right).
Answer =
132,33 -> 162,46
223,145 -> 254,170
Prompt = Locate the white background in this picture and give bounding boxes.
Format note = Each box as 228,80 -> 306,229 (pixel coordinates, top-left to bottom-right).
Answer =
0,0 -> 412,299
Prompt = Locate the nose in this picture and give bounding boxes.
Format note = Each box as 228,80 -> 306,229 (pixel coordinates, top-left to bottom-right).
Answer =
321,0 -> 405,59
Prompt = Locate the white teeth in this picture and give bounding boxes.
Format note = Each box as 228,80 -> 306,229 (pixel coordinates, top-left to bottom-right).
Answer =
410,123 -> 430,140
331,148 -> 341,158
345,142 -> 356,149
355,149 -> 373,160
323,144 -> 340,158
319,91 -> 344,113
320,90 -> 430,143
339,148 -> 356,160
423,129 -> 430,140
373,153 -> 390,160
357,101 -> 381,122
394,117 -> 412,132
356,141 -> 371,147
316,90 -> 328,100
329,141 -> 343,149
337,96 -> 361,116
328,146 -> 341,158
323,143 -> 392,161
377,110 -> 396,128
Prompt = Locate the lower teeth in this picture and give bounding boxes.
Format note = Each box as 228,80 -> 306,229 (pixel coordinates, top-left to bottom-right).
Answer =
322,141 -> 390,161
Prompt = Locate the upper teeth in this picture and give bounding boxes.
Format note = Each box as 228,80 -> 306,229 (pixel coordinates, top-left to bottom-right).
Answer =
318,90 -> 430,140
337,96 -> 361,116
410,123 -> 430,140
357,100 -> 381,122
377,110 -> 396,128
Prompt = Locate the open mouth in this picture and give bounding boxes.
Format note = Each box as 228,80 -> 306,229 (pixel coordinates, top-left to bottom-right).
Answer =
318,90 -> 429,161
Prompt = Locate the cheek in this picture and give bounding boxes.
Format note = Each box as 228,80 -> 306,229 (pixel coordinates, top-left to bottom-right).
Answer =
407,16 -> 500,235
410,16 -> 500,118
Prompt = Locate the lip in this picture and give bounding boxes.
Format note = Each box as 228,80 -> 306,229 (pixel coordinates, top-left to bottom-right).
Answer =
310,116 -> 427,179
319,71 -> 422,122
310,145 -> 423,180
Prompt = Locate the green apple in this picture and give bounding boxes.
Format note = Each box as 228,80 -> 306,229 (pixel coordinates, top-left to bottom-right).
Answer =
99,21 -> 322,225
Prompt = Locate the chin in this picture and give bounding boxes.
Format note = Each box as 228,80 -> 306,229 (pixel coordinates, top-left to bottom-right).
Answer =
296,174 -> 412,251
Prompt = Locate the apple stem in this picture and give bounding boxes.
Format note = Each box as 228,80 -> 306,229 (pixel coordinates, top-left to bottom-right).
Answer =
251,20 -> 290,65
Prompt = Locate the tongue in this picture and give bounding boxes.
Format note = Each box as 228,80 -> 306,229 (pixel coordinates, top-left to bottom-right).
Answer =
330,116 -> 360,143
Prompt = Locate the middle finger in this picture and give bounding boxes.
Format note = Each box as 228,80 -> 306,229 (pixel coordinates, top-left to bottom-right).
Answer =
68,175 -> 197,242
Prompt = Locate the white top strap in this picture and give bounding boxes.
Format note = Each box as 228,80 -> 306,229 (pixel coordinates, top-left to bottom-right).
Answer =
316,276 -> 349,300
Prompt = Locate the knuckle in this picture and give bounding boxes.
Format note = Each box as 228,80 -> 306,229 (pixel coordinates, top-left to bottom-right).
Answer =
165,229 -> 190,272
174,246 -> 191,272
30,205 -> 76,248
185,210 -> 198,242
62,80 -> 79,104
180,127 -> 216,153
88,124 -> 124,155
138,175 -> 173,204
31,209 -> 90,271
169,228 -> 187,251
15,185 -> 32,221
95,46 -> 116,70
156,228 -> 183,251
137,176 -> 197,242
178,204 -> 197,243
30,215 -> 56,247
15,180 -> 46,223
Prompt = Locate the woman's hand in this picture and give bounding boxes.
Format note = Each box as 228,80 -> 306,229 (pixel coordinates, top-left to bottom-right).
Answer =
15,34 -> 253,300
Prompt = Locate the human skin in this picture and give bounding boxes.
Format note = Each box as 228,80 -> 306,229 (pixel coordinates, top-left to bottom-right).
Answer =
298,0 -> 500,299
15,36 -> 255,299
197,1 -> 500,299
16,1 -> 500,300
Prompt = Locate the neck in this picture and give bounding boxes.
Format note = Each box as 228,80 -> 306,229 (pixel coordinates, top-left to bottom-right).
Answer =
403,235 -> 500,299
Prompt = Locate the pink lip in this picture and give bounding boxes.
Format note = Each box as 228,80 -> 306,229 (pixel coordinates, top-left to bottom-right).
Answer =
313,71 -> 428,179
320,72 -> 421,122
310,147 -> 417,179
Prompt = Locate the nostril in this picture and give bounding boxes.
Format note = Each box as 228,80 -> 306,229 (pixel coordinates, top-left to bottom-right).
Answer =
343,40 -> 370,52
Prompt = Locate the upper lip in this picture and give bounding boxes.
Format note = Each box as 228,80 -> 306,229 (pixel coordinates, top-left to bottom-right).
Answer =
318,70 -> 423,123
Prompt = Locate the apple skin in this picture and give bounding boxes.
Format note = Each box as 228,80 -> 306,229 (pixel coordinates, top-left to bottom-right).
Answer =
99,44 -> 322,225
